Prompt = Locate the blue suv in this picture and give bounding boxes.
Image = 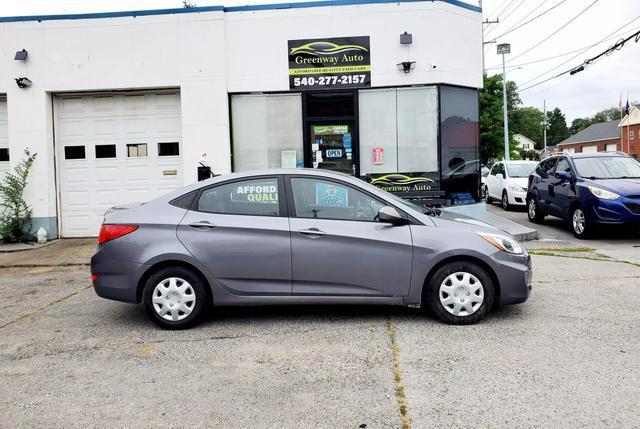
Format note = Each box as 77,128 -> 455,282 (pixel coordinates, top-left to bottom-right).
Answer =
526,152 -> 640,238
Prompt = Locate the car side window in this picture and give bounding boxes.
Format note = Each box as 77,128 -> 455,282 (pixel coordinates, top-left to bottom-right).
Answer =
542,158 -> 558,177
555,158 -> 572,174
290,177 -> 385,222
489,164 -> 498,175
197,177 -> 280,216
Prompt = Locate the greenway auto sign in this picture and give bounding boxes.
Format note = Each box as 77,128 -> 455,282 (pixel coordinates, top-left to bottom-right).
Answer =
288,36 -> 371,90
366,173 -> 440,198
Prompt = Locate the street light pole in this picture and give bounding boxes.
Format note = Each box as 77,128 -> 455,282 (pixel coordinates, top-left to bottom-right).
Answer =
498,43 -> 511,161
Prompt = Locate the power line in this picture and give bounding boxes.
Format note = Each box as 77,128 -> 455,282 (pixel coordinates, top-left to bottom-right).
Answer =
485,22 -> 640,71
484,0 -> 526,38
520,27 -> 640,92
518,15 -> 640,90
487,0 -> 518,23
485,0 -> 511,22
506,0 -> 600,64
504,0 -> 554,30
491,0 -> 568,40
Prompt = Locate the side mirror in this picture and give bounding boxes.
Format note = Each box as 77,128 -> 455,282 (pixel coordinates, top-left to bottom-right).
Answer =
378,206 -> 406,225
496,173 -> 504,180
555,171 -> 570,181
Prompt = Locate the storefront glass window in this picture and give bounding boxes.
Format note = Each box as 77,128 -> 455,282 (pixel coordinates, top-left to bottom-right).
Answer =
440,86 -> 480,205
231,94 -> 303,171
358,87 -> 437,175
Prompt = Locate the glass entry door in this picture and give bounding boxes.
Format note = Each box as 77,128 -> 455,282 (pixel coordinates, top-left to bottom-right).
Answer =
309,122 -> 355,175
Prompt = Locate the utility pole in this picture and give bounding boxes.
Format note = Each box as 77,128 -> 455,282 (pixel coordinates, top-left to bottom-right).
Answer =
498,43 -> 511,160
543,99 -> 547,157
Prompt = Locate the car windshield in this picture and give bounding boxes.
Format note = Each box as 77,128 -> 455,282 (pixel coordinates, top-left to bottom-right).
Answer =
506,163 -> 537,178
573,156 -> 640,179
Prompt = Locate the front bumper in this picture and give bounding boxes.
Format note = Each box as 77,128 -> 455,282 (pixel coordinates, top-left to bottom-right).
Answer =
585,196 -> 640,225
91,248 -> 146,303
490,250 -> 532,305
508,189 -> 528,206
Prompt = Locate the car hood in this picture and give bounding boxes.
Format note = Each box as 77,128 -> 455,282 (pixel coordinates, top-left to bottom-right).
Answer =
509,177 -> 529,188
431,209 -> 505,236
584,177 -> 640,196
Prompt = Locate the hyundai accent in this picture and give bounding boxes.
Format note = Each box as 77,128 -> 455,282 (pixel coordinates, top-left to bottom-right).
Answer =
91,169 -> 532,329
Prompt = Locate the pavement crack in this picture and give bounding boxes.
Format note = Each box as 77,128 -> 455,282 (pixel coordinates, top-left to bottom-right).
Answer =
0,285 -> 92,330
386,316 -> 410,429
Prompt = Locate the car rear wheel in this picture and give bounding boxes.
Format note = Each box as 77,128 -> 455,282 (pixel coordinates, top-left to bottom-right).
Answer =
571,206 -> 592,239
143,266 -> 208,329
426,261 -> 495,325
527,196 -> 545,223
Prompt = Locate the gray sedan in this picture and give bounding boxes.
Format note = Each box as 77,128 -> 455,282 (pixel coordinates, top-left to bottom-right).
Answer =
91,169 -> 532,329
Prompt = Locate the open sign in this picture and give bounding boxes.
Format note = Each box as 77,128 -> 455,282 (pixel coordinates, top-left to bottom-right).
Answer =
326,149 -> 343,158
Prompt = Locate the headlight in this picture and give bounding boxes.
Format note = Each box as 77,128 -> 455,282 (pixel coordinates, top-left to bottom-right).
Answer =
477,232 -> 524,255
508,182 -> 523,192
587,186 -> 619,200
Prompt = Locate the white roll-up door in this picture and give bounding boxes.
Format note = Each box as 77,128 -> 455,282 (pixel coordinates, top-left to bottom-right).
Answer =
581,145 -> 598,153
55,91 -> 182,237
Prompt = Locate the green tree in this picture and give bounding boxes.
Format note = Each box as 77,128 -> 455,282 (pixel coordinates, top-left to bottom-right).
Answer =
0,150 -> 37,243
569,117 -> 592,135
546,107 -> 569,146
510,106 -> 544,149
480,74 -> 520,162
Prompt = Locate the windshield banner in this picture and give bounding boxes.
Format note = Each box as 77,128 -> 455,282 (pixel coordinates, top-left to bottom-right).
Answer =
288,36 -> 371,90
366,172 -> 440,198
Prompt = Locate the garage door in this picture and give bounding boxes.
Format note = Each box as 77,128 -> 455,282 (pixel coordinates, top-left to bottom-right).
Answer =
0,97 -> 8,182
55,92 -> 183,237
581,145 -> 598,153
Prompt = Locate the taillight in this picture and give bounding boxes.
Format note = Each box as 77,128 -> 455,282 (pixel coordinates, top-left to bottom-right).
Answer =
98,224 -> 138,244
91,274 -> 98,282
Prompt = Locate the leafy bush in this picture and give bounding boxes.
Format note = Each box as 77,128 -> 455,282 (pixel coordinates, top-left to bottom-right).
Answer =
0,150 -> 37,243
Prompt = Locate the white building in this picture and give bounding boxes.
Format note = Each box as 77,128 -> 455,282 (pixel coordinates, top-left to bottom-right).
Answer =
0,0 -> 483,238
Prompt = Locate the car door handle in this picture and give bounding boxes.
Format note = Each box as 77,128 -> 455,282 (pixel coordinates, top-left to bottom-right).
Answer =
298,228 -> 326,237
189,221 -> 216,230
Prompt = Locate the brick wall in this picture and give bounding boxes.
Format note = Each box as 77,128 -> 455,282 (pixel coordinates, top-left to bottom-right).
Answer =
620,123 -> 640,158
556,137 -> 621,154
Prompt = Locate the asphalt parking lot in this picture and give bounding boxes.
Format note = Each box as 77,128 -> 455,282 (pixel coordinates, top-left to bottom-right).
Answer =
1,237 -> 639,428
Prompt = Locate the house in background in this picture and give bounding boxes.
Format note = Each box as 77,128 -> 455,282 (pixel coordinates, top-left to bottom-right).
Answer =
619,105 -> 640,159
556,121 -> 620,154
514,134 -> 536,151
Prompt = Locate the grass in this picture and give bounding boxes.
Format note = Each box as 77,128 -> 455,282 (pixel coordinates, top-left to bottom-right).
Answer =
386,317 -> 410,429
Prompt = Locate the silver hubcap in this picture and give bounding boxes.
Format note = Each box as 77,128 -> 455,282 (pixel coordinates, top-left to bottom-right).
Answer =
528,199 -> 536,219
573,209 -> 585,234
439,272 -> 484,316
152,277 -> 196,321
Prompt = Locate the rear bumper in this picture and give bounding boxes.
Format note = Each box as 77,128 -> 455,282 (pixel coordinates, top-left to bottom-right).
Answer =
91,248 -> 145,303
490,250 -> 532,306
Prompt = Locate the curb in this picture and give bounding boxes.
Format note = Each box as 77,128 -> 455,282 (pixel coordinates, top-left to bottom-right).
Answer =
0,239 -> 59,253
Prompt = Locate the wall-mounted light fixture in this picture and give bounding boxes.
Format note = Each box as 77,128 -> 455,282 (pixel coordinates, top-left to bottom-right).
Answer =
400,31 -> 413,45
396,61 -> 416,74
14,49 -> 28,61
15,77 -> 33,88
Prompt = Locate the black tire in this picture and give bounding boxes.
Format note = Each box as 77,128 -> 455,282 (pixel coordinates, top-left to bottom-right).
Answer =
425,261 -> 495,325
527,195 -> 545,224
570,205 -> 592,239
501,190 -> 511,211
143,266 -> 209,330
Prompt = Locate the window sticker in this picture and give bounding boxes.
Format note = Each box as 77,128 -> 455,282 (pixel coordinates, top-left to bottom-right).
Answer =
233,183 -> 278,204
315,182 -> 348,207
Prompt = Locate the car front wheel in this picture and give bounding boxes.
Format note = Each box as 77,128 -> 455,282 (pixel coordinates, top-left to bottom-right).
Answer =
502,190 -> 511,211
426,261 -> 495,325
571,206 -> 592,239
143,266 -> 208,329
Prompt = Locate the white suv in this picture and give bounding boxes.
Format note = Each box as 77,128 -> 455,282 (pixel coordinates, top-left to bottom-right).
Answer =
485,161 -> 538,210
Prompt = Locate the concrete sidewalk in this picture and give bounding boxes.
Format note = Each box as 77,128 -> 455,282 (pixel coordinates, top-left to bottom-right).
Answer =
0,238 -> 94,267
485,209 -> 538,241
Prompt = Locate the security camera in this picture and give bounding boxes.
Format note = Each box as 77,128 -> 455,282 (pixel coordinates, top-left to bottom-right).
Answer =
15,77 -> 32,88
430,63 -> 438,69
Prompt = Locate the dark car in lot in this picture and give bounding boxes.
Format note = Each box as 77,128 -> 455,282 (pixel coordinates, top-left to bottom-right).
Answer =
526,152 -> 640,238
91,169 -> 532,329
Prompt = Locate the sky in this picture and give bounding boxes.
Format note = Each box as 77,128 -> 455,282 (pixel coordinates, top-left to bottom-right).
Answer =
1,0 -> 638,123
